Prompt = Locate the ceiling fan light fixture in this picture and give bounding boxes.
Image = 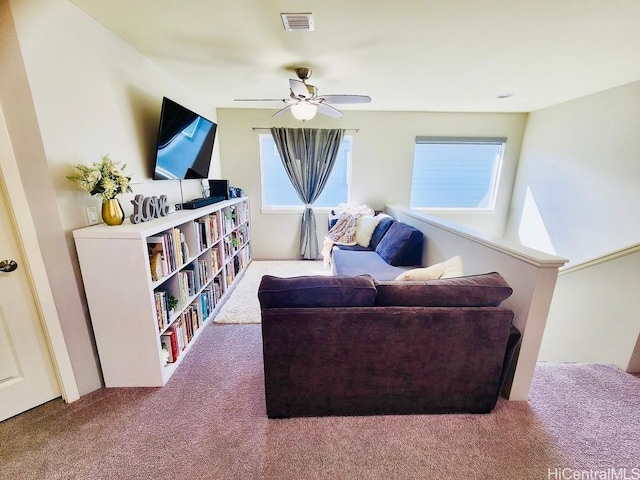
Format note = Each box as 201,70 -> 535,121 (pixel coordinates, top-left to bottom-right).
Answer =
291,103 -> 317,121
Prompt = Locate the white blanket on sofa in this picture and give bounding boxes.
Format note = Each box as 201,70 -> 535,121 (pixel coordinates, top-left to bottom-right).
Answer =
322,204 -> 375,266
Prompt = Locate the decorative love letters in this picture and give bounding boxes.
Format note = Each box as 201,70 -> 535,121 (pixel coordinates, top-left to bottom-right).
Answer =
130,194 -> 171,224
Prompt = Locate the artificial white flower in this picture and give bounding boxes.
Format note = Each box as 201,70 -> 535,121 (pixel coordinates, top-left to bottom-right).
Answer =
67,154 -> 132,201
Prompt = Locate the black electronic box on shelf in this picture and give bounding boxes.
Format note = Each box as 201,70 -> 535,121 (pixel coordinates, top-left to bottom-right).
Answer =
179,196 -> 226,210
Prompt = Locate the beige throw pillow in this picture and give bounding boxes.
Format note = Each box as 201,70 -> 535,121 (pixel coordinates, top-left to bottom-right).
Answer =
440,255 -> 464,278
394,255 -> 464,281
394,263 -> 445,281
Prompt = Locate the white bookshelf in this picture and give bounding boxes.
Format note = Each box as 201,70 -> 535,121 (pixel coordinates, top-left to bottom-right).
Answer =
73,197 -> 252,387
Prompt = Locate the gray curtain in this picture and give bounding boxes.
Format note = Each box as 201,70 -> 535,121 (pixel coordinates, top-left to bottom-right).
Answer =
270,127 -> 345,259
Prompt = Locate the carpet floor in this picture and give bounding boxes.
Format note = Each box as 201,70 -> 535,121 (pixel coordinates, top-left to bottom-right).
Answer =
1,322 -> 638,480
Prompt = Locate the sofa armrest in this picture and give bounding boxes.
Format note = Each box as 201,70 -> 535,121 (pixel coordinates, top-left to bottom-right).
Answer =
499,325 -> 522,394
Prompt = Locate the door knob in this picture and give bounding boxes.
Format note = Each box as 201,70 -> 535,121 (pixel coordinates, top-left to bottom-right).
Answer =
0,259 -> 18,272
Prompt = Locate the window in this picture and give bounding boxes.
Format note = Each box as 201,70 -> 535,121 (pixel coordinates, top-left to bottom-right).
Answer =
410,136 -> 506,210
260,134 -> 352,208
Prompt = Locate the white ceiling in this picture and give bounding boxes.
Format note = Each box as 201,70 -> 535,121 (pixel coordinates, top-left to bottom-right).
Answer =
70,0 -> 640,113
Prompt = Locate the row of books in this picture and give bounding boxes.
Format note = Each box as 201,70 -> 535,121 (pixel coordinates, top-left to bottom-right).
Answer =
160,315 -> 193,364
202,281 -> 223,319
222,206 -> 237,235
148,213 -> 224,283
235,225 -> 250,248
159,284 -> 221,364
223,203 -> 249,232
147,228 -> 189,281
155,270 -> 224,333
233,247 -> 251,277
177,259 -> 209,303
194,212 -> 220,253
222,226 -> 250,260
227,248 -> 248,286
235,203 -> 249,225
222,206 -> 248,234
225,247 -> 250,286
211,246 -> 223,274
223,236 -> 235,260
154,290 -> 175,332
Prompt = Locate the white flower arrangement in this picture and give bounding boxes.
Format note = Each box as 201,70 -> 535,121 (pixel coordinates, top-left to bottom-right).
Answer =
67,154 -> 132,201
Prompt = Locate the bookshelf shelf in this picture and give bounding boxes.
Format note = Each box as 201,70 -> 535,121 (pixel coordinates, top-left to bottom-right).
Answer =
73,197 -> 252,387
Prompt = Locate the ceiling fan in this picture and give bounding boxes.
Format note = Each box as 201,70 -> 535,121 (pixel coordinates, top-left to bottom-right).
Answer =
234,68 -> 371,121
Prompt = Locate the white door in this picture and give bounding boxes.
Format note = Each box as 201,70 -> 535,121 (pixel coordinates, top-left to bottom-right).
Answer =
0,159 -> 61,423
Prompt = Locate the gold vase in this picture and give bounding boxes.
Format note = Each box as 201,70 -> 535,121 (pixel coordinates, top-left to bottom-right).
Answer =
102,198 -> 124,226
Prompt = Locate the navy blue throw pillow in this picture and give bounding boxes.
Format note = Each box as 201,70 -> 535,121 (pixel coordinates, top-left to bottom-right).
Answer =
375,222 -> 424,266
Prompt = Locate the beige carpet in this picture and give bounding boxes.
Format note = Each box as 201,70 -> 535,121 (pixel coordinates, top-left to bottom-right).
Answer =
2,324 -> 638,480
213,260 -> 331,324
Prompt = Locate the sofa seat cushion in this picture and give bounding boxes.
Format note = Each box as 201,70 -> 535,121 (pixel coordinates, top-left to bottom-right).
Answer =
375,222 -> 424,266
332,249 -> 418,281
333,244 -> 374,252
258,274 -> 377,308
375,272 -> 513,307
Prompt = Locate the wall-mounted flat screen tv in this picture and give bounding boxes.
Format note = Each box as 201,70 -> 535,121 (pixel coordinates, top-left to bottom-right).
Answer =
152,97 -> 217,180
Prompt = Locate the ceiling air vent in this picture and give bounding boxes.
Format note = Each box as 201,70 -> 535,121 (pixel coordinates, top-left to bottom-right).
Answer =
281,13 -> 314,31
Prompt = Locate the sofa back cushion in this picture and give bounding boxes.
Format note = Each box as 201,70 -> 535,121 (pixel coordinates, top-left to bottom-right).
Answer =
374,272 -> 513,307
368,216 -> 395,250
258,274 -> 377,308
375,222 -> 424,266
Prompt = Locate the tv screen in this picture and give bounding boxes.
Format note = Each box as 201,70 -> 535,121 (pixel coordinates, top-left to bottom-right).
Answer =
153,97 -> 217,180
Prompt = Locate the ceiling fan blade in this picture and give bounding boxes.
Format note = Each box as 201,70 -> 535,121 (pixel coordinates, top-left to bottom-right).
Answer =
318,94 -> 371,104
316,102 -> 343,118
234,98 -> 286,102
272,105 -> 293,118
289,79 -> 310,98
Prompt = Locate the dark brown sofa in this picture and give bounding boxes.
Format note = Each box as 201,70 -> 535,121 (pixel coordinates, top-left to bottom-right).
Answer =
258,272 -> 521,418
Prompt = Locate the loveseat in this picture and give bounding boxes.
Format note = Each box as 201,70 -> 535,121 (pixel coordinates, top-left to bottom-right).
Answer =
259,272 -> 521,418
330,215 -> 425,280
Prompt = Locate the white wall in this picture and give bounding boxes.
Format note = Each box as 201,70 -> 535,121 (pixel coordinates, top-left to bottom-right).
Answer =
217,108 -> 527,259
539,251 -> 640,371
505,80 -> 640,370
504,81 -> 640,267
4,0 -> 221,394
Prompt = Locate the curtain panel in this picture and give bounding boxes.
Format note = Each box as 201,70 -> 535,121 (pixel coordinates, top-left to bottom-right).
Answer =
270,127 -> 345,259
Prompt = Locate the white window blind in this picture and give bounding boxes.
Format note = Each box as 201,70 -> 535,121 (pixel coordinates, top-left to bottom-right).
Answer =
410,136 -> 506,209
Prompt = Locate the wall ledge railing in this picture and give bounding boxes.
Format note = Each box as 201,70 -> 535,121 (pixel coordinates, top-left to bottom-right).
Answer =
385,205 -> 568,401
560,242 -> 640,276
390,206 -> 566,269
